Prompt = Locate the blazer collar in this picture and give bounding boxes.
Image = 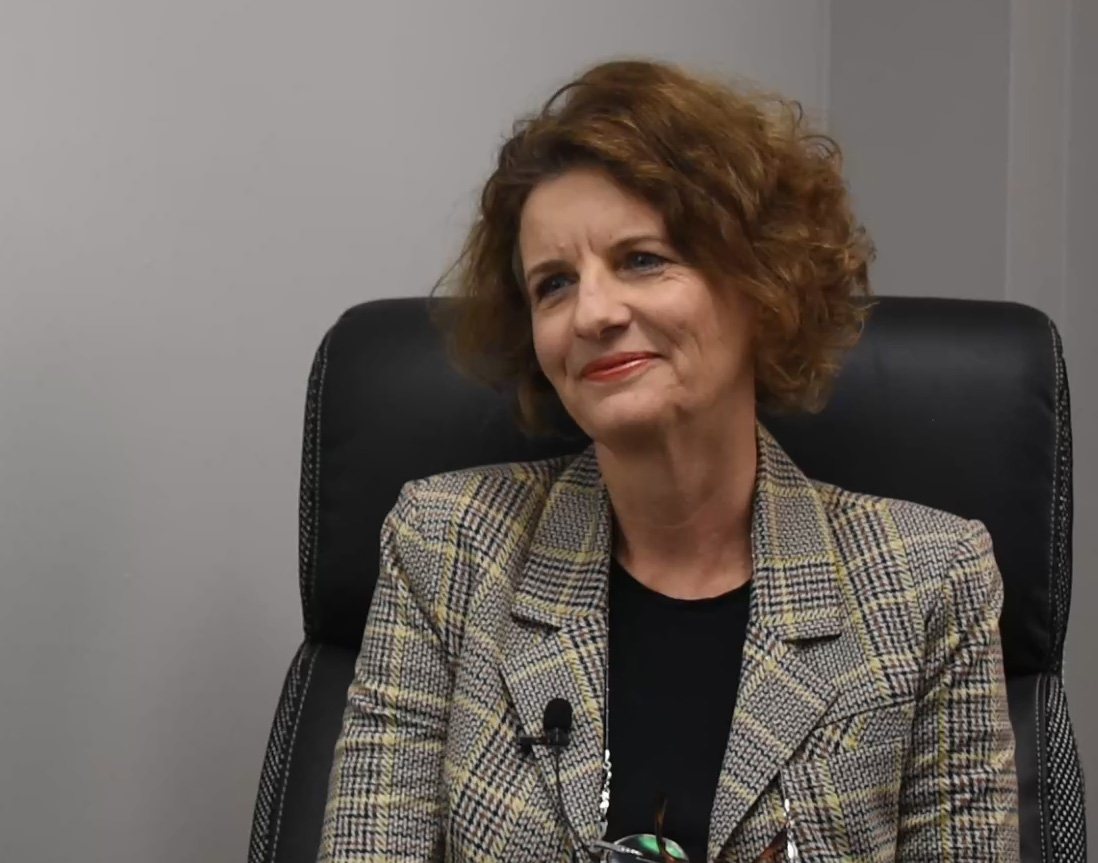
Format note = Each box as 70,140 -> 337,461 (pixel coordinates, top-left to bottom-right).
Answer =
511,421 -> 844,641
508,435 -> 612,627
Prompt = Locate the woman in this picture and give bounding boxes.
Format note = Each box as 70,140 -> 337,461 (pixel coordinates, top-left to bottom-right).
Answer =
319,59 -> 1017,862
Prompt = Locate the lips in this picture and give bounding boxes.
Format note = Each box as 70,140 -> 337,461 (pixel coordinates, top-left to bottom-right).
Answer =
580,352 -> 659,379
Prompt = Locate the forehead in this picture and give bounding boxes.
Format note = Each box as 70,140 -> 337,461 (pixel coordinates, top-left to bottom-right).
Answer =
518,168 -> 666,255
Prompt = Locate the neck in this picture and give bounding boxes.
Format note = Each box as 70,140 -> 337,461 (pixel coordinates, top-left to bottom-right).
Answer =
594,405 -> 758,600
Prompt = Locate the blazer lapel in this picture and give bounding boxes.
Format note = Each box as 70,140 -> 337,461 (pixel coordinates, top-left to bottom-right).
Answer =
500,444 -> 612,850
708,426 -> 845,862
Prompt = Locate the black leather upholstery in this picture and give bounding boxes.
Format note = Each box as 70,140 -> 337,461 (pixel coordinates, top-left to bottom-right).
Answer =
249,296 -> 1085,863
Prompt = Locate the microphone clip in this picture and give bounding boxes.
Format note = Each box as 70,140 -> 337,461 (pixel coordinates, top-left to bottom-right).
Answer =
517,727 -> 571,754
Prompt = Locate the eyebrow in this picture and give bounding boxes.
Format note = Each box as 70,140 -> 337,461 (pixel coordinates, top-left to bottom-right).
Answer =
521,233 -> 669,288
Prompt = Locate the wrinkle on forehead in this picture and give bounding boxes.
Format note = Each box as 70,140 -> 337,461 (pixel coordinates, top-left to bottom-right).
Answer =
517,169 -> 668,266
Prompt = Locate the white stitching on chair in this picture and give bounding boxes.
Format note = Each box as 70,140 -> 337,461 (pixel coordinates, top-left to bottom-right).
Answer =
271,643 -> 322,862
1033,316 -> 1059,863
250,650 -> 304,863
1046,676 -> 1087,861
1046,316 -> 1059,660
1046,317 -> 1074,667
1037,674 -> 1048,863
300,332 -> 332,638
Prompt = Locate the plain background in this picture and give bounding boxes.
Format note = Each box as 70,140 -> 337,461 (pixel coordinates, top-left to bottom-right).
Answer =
0,2 -> 1092,861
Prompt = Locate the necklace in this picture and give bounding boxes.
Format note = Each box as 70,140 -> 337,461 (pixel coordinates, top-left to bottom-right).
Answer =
600,544 -> 619,833
599,632 -> 612,833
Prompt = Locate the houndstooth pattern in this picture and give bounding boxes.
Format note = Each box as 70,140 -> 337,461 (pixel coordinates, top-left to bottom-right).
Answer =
318,424 -> 1018,863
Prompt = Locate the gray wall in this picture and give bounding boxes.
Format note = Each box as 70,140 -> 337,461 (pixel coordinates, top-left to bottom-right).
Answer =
830,1 -> 1012,302
0,2 -> 830,861
831,0 -> 1097,840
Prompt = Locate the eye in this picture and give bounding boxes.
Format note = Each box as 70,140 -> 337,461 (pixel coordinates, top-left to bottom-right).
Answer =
622,251 -> 668,272
533,272 -> 573,299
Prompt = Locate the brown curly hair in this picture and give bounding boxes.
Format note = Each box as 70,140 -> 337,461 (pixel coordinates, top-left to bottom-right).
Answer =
430,58 -> 874,436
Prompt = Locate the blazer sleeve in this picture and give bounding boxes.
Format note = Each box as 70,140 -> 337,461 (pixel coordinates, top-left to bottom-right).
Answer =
895,520 -> 1019,861
318,484 -> 454,863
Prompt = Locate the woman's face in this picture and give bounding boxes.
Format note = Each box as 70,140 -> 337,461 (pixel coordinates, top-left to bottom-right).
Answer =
517,167 -> 756,443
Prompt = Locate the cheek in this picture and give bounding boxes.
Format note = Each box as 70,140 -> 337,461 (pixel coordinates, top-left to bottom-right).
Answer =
707,290 -> 754,354
681,296 -> 755,381
661,274 -> 733,353
530,319 -> 567,377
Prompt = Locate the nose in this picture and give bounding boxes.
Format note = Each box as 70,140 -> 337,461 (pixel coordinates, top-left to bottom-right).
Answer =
571,263 -> 630,339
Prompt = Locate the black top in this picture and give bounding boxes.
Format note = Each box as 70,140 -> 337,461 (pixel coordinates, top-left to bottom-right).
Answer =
604,557 -> 752,863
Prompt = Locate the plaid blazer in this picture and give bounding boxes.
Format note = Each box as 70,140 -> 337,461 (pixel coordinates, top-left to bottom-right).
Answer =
319,425 -> 1018,863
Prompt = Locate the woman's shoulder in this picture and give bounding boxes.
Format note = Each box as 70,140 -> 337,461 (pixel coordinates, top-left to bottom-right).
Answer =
392,450 -> 579,540
814,479 -> 978,542
812,480 -> 999,620
379,450 -> 587,647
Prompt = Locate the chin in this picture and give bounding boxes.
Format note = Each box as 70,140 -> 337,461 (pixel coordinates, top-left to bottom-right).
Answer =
576,398 -> 669,442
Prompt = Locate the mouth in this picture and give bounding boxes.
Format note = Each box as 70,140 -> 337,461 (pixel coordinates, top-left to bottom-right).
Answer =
581,356 -> 656,382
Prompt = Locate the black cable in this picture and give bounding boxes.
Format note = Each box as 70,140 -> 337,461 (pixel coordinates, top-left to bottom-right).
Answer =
552,746 -> 593,863
553,748 -> 568,863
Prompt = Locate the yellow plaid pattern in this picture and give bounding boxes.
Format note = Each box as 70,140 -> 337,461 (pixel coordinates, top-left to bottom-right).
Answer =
318,424 -> 1018,862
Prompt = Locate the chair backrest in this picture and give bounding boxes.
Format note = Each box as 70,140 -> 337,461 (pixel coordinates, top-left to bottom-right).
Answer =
250,295 -> 1085,863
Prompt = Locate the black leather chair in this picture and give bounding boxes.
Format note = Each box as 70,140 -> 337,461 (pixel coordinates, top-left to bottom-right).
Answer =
248,296 -> 1086,863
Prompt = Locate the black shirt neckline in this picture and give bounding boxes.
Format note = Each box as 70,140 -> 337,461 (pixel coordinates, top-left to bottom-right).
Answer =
610,555 -> 752,610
